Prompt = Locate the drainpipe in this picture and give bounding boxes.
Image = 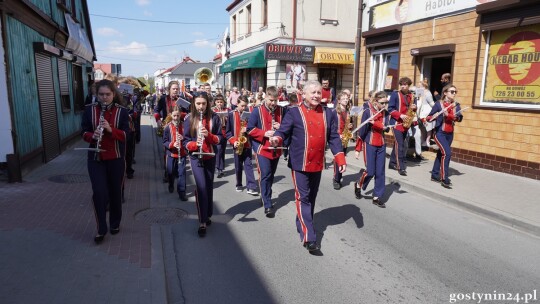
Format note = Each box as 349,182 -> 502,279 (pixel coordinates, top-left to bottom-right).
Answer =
292,0 -> 297,45
352,0 -> 364,106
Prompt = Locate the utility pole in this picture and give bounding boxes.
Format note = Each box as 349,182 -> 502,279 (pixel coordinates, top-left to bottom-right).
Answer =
352,0 -> 365,106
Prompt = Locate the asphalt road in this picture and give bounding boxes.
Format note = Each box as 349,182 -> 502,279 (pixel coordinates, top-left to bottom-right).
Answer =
166,149 -> 540,304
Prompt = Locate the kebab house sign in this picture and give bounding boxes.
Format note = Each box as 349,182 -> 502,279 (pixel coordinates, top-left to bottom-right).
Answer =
483,24 -> 540,109
264,43 -> 314,62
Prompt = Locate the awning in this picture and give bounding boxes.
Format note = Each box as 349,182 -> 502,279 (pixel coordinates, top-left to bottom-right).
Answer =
314,47 -> 354,65
220,49 -> 266,73
65,13 -> 95,62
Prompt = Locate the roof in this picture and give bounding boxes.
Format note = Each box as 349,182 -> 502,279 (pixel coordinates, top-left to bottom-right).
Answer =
226,0 -> 242,12
170,62 -> 215,76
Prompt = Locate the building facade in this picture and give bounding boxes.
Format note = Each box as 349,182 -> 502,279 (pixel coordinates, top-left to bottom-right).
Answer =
223,0 -> 359,93
0,0 -> 96,181
357,0 -> 540,179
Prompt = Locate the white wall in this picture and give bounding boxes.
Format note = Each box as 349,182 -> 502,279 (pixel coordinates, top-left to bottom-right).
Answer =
0,22 -> 14,162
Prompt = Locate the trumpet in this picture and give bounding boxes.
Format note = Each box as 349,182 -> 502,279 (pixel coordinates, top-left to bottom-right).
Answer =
236,120 -> 247,155
192,111 -> 214,166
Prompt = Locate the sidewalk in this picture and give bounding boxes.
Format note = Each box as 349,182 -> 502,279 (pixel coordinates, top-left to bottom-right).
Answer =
0,115 -> 169,304
332,143 -> 540,237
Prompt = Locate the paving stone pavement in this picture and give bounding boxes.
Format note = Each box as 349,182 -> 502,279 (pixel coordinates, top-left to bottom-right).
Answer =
0,116 -> 167,304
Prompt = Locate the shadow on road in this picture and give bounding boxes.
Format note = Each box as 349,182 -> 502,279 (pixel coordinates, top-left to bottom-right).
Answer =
314,204 -> 364,247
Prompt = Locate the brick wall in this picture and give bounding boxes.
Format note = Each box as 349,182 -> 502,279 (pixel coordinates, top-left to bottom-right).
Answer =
360,11 -> 540,180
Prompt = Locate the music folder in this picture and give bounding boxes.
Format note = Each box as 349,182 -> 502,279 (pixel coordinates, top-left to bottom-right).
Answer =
176,97 -> 191,110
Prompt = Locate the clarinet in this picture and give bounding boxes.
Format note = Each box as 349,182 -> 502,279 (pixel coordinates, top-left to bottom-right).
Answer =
94,103 -> 106,161
196,111 -> 204,167
270,108 -> 276,157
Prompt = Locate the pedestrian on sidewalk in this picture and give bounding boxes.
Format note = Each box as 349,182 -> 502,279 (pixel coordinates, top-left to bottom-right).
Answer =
355,91 -> 390,208
416,78 -> 436,149
426,84 -> 463,188
81,79 -> 130,244
269,80 -> 346,253
163,107 -> 188,201
183,92 -> 222,237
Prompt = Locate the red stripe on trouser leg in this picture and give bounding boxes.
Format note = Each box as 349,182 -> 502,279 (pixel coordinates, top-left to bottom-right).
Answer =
291,170 -> 308,243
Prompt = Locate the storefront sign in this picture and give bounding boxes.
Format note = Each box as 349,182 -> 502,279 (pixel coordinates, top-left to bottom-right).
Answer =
369,0 -> 496,29
314,47 -> 354,65
481,24 -> 540,109
264,43 -> 314,62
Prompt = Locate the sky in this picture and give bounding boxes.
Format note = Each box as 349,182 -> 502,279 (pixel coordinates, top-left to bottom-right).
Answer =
88,0 -> 230,78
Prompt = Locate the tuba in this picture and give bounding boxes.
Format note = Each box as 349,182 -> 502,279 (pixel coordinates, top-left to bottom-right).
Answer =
194,67 -> 214,85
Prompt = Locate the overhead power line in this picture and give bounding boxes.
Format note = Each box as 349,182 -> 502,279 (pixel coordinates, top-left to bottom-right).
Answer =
95,37 -> 221,51
90,13 -> 281,25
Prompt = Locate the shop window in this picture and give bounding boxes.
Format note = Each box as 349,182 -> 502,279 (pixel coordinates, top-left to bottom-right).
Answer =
370,48 -> 399,92
479,24 -> 540,110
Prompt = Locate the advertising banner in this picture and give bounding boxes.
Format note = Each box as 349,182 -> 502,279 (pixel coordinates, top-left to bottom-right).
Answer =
264,43 -> 314,62
482,24 -> 540,108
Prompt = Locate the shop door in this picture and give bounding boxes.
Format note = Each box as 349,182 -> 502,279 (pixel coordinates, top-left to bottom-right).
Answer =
422,55 -> 452,96
319,68 -> 337,90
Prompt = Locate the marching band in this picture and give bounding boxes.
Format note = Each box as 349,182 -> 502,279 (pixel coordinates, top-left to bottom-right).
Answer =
82,75 -> 465,252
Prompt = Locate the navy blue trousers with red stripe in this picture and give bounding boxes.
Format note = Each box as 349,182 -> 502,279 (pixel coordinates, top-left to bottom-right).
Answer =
292,170 -> 322,243
167,155 -> 187,193
190,156 -> 216,224
234,148 -> 257,190
389,129 -> 407,170
88,158 -> 125,235
333,147 -> 347,183
358,143 -> 386,198
255,154 -> 279,209
432,131 -> 453,184
215,137 -> 227,172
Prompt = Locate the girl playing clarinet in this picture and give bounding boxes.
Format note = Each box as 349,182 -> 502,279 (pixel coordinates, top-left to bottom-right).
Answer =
183,92 -> 222,237
354,91 -> 390,208
426,84 -> 463,189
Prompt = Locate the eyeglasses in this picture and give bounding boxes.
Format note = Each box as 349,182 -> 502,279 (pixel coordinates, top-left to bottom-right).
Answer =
448,90 -> 458,94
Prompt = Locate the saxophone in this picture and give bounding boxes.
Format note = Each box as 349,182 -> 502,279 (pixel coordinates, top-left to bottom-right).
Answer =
156,114 -> 172,137
401,107 -> 416,129
341,113 -> 352,148
236,120 -> 247,155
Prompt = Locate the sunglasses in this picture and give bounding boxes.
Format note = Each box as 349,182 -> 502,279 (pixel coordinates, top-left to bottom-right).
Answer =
447,90 -> 458,94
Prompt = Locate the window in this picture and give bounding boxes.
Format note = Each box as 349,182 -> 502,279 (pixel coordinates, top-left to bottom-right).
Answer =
262,0 -> 268,27
369,48 -> 399,92
73,65 -> 84,112
247,5 -> 252,34
320,0 -> 337,20
58,59 -> 71,112
232,15 -> 237,41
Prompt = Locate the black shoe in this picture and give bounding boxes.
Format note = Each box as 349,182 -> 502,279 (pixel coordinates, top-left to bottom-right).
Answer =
398,170 -> 407,176
333,180 -> 341,190
388,164 -> 398,171
162,176 -> 168,183
197,226 -> 206,237
372,197 -> 386,208
206,219 -> 212,226
264,207 -> 275,218
441,181 -> 452,189
303,241 -> 320,252
179,191 -> 187,201
415,155 -> 427,162
429,139 -> 436,146
430,176 -> 440,182
284,156 -> 288,161
127,173 -> 134,179
217,171 -> 224,178
168,184 -> 174,193
132,159 -> 137,164
110,228 -> 120,235
354,182 -> 362,199
94,234 -> 105,243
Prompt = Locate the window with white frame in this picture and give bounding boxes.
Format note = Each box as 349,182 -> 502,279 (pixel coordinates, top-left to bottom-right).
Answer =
369,47 -> 399,92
